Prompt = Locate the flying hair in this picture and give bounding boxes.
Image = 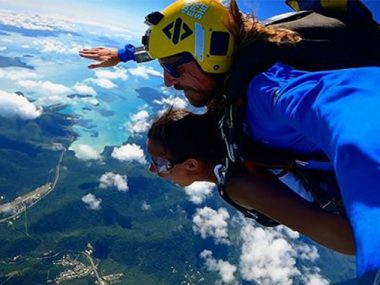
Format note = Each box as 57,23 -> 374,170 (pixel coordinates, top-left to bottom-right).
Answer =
225,0 -> 301,49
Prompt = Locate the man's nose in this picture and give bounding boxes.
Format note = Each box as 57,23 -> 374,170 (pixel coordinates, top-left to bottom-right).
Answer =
163,70 -> 178,87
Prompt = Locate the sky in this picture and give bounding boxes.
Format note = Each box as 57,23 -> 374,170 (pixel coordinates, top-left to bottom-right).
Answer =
1,0 -> 378,36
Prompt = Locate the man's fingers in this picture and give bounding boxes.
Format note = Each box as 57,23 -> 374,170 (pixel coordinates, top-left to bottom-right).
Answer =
80,47 -> 104,52
79,50 -> 102,57
79,48 -> 107,58
88,62 -> 104,69
79,53 -> 105,60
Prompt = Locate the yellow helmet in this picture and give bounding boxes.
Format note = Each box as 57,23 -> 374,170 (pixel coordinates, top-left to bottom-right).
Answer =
142,0 -> 236,74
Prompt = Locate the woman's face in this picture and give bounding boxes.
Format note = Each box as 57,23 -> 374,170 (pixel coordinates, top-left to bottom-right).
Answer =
147,139 -> 199,187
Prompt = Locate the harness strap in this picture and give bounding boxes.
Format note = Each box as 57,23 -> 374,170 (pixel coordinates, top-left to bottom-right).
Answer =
214,163 -> 280,227
244,160 -> 292,178
220,98 -> 347,217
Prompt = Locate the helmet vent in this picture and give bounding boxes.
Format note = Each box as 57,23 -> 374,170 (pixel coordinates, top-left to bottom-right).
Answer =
210,31 -> 229,56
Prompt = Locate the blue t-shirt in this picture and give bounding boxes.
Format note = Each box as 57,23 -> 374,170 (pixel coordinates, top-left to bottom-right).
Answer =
244,62 -> 380,276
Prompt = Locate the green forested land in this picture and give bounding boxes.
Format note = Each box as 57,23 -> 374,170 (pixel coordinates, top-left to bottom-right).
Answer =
0,111 -> 219,284
0,109 -> 355,285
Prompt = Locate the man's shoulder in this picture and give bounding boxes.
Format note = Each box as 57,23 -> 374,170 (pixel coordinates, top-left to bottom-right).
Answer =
268,11 -> 347,38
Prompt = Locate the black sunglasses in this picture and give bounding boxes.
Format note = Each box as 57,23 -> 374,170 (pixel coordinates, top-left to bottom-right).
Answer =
160,53 -> 194,78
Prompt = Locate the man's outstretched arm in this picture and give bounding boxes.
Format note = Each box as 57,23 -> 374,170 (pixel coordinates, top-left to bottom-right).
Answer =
79,44 -> 136,69
79,47 -> 120,69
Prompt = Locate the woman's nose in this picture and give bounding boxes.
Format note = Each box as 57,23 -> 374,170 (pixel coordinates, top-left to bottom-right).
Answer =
149,163 -> 157,173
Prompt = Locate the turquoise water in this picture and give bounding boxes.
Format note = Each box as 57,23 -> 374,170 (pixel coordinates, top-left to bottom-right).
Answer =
0,26 -> 165,154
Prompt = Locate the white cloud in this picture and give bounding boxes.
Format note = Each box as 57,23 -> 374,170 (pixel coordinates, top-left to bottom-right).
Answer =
184,181 -> 215,204
71,144 -> 102,161
86,77 -> 116,89
131,109 -> 149,121
128,65 -> 162,80
124,110 -> 151,135
239,224 -> 301,285
87,98 -> 99,106
17,80 -> 72,105
0,10 -> 76,32
192,207 -> 230,245
0,8 -> 140,38
0,69 -> 40,81
234,220 -> 327,285
81,193 -> 102,210
32,38 -> 81,54
73,82 -> 96,96
0,46 -> 7,52
282,226 -> 300,239
160,86 -> 172,95
0,90 -> 42,119
83,67 -> 128,90
111,143 -> 147,164
99,172 -> 128,192
303,272 -> 329,285
141,201 -> 151,211
295,244 -> 319,262
153,96 -> 188,110
94,67 -> 128,81
200,250 -> 237,284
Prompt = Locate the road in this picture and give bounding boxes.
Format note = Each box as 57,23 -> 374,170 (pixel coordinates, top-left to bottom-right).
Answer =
0,146 -> 67,223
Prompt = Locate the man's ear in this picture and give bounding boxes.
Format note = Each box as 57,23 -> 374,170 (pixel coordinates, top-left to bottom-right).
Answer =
183,158 -> 200,172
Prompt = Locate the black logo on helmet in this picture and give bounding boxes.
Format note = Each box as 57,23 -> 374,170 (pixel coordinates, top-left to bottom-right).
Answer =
162,18 -> 193,45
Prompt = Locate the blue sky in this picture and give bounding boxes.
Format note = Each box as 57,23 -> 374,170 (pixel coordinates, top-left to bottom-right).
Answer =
1,0 -> 379,34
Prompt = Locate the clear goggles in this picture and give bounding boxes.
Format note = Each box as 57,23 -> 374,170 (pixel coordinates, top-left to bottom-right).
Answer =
149,156 -> 175,174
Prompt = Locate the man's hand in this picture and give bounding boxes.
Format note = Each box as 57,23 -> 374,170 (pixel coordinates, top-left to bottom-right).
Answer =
79,47 -> 120,69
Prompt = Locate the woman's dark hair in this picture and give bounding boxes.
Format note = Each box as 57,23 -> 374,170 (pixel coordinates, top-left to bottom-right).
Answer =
148,108 -> 226,165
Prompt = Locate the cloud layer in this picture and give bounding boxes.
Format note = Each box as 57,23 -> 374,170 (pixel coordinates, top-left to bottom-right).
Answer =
0,10 -> 76,32
0,90 -> 42,119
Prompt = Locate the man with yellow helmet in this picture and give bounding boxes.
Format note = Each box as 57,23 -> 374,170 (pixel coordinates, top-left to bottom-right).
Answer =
80,0 -> 380,283
144,0 -> 235,74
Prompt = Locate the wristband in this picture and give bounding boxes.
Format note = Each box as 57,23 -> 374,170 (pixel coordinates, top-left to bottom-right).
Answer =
117,44 -> 136,62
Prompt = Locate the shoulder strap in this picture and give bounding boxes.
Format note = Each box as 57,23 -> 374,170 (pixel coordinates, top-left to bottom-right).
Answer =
214,163 -> 280,227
